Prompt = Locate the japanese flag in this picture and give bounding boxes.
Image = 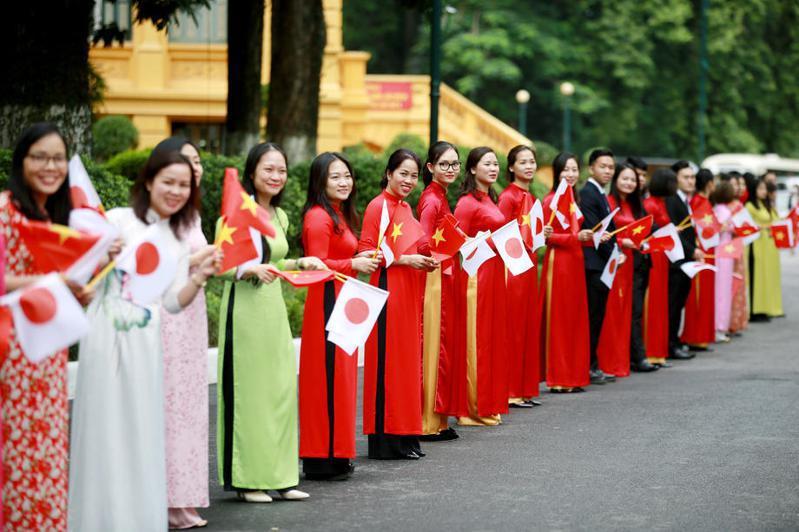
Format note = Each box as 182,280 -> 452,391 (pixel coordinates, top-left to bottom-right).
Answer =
0,273 -> 89,363
592,207 -> 620,249
68,155 -> 104,212
459,231 -> 496,277
491,220 -> 533,276
549,179 -> 571,229
378,199 -> 394,267
325,277 -> 389,355
680,261 -> 717,279
67,208 -> 119,284
600,245 -> 622,289
530,198 -> 546,251
652,223 -> 684,263
115,223 -> 178,306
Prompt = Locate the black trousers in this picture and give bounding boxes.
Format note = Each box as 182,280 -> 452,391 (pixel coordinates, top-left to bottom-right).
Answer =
667,266 -> 692,354
630,265 -> 649,365
585,270 -> 609,372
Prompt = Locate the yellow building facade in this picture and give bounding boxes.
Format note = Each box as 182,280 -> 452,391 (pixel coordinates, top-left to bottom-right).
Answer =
90,0 -> 530,154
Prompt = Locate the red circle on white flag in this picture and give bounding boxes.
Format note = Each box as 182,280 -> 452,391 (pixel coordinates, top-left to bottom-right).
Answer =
535,218 -> 543,233
344,297 -> 370,325
20,287 -> 57,324
505,238 -> 524,259
70,186 -> 89,208
701,227 -> 715,239
609,260 -> 617,274
465,247 -> 478,260
135,242 -> 160,275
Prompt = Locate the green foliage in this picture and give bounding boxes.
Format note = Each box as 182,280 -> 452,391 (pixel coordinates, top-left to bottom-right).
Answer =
345,0 -> 799,160
104,149 -> 150,181
382,133 -> 427,160
92,116 -> 139,161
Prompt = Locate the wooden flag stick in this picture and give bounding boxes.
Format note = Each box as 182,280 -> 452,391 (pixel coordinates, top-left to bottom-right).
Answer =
677,215 -> 692,229
85,260 -> 116,291
591,219 -> 604,232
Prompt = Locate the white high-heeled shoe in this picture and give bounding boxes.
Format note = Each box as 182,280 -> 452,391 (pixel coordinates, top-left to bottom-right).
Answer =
237,490 -> 273,503
277,488 -> 310,501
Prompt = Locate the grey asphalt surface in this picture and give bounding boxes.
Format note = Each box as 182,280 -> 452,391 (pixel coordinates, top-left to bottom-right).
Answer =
202,254 -> 799,532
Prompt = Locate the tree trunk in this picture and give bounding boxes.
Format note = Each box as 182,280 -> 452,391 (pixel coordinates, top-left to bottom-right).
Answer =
267,0 -> 325,163
0,1 -> 93,154
224,0 -> 265,156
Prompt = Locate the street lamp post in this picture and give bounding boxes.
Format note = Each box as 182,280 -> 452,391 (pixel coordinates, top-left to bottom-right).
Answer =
515,89 -> 530,138
559,81 -> 575,152
429,0 -> 442,146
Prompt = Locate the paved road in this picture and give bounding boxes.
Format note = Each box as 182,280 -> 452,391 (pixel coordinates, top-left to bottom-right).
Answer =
202,254 -> 799,531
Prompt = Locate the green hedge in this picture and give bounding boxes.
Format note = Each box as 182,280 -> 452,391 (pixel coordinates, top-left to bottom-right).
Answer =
92,115 -> 139,162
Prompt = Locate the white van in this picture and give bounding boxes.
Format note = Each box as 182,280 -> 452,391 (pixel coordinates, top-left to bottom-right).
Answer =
701,153 -> 799,215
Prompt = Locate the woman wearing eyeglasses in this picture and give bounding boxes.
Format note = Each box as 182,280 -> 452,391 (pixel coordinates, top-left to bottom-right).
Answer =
416,141 -> 461,441
0,123 -> 89,531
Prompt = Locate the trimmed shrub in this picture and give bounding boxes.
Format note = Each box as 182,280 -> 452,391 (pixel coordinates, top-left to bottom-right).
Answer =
92,115 -> 139,161
104,149 -> 150,181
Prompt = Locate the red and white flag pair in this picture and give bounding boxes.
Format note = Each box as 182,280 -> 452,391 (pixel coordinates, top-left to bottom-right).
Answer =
646,223 -> 684,263
0,274 -> 89,363
377,200 -> 424,267
325,277 -> 389,355
549,179 -> 583,231
730,207 -> 760,246
690,202 -> 721,250
518,194 -> 546,252
459,231 -> 495,277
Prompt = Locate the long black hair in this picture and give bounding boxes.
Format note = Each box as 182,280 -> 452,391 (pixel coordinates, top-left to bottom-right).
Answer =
301,151 -> 359,234
648,168 -> 678,198
610,162 -> 644,218
506,144 -> 536,183
380,149 -> 422,189
131,149 -> 199,237
459,146 -> 498,202
551,151 -> 579,191
695,168 -> 714,195
746,177 -> 772,216
242,142 -> 288,207
422,141 -> 459,187
9,122 -> 72,224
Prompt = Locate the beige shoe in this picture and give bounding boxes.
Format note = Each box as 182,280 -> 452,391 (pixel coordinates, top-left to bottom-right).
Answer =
237,491 -> 273,503
277,489 -> 310,501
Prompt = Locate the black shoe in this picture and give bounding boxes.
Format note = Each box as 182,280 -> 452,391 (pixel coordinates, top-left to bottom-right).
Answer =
631,361 -> 659,372
669,348 -> 695,360
589,370 -> 608,385
420,427 -> 459,441
653,361 -> 673,368
687,344 -> 713,352
524,399 -> 542,406
400,451 -> 421,460
603,372 -> 617,383
510,401 -> 534,408
750,313 -> 771,323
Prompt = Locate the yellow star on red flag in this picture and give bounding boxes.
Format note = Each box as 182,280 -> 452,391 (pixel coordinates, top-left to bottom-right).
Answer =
431,227 -> 446,247
391,222 -> 404,242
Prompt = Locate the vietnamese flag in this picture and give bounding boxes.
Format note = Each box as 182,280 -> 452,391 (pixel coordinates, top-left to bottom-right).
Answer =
17,219 -> 101,274
270,269 -> 335,288
623,215 -> 653,248
383,207 -> 424,266
770,220 -> 794,249
429,214 -> 467,261
0,273 -> 89,363
716,238 -> 744,260
221,167 -> 275,238
216,221 -> 260,273
691,201 -> 721,249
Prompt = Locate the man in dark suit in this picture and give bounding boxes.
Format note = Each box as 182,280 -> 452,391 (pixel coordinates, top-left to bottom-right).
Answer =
664,161 -> 703,360
580,148 -> 621,384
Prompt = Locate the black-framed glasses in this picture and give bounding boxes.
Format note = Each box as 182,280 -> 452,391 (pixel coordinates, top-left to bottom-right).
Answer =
436,161 -> 461,171
26,153 -> 68,167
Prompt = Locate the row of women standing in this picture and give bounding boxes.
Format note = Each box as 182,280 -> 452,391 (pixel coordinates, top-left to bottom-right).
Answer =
0,121 -> 786,530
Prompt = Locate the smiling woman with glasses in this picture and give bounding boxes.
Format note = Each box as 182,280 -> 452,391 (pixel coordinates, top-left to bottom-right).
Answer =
417,141 -> 462,443
0,122 -> 82,531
